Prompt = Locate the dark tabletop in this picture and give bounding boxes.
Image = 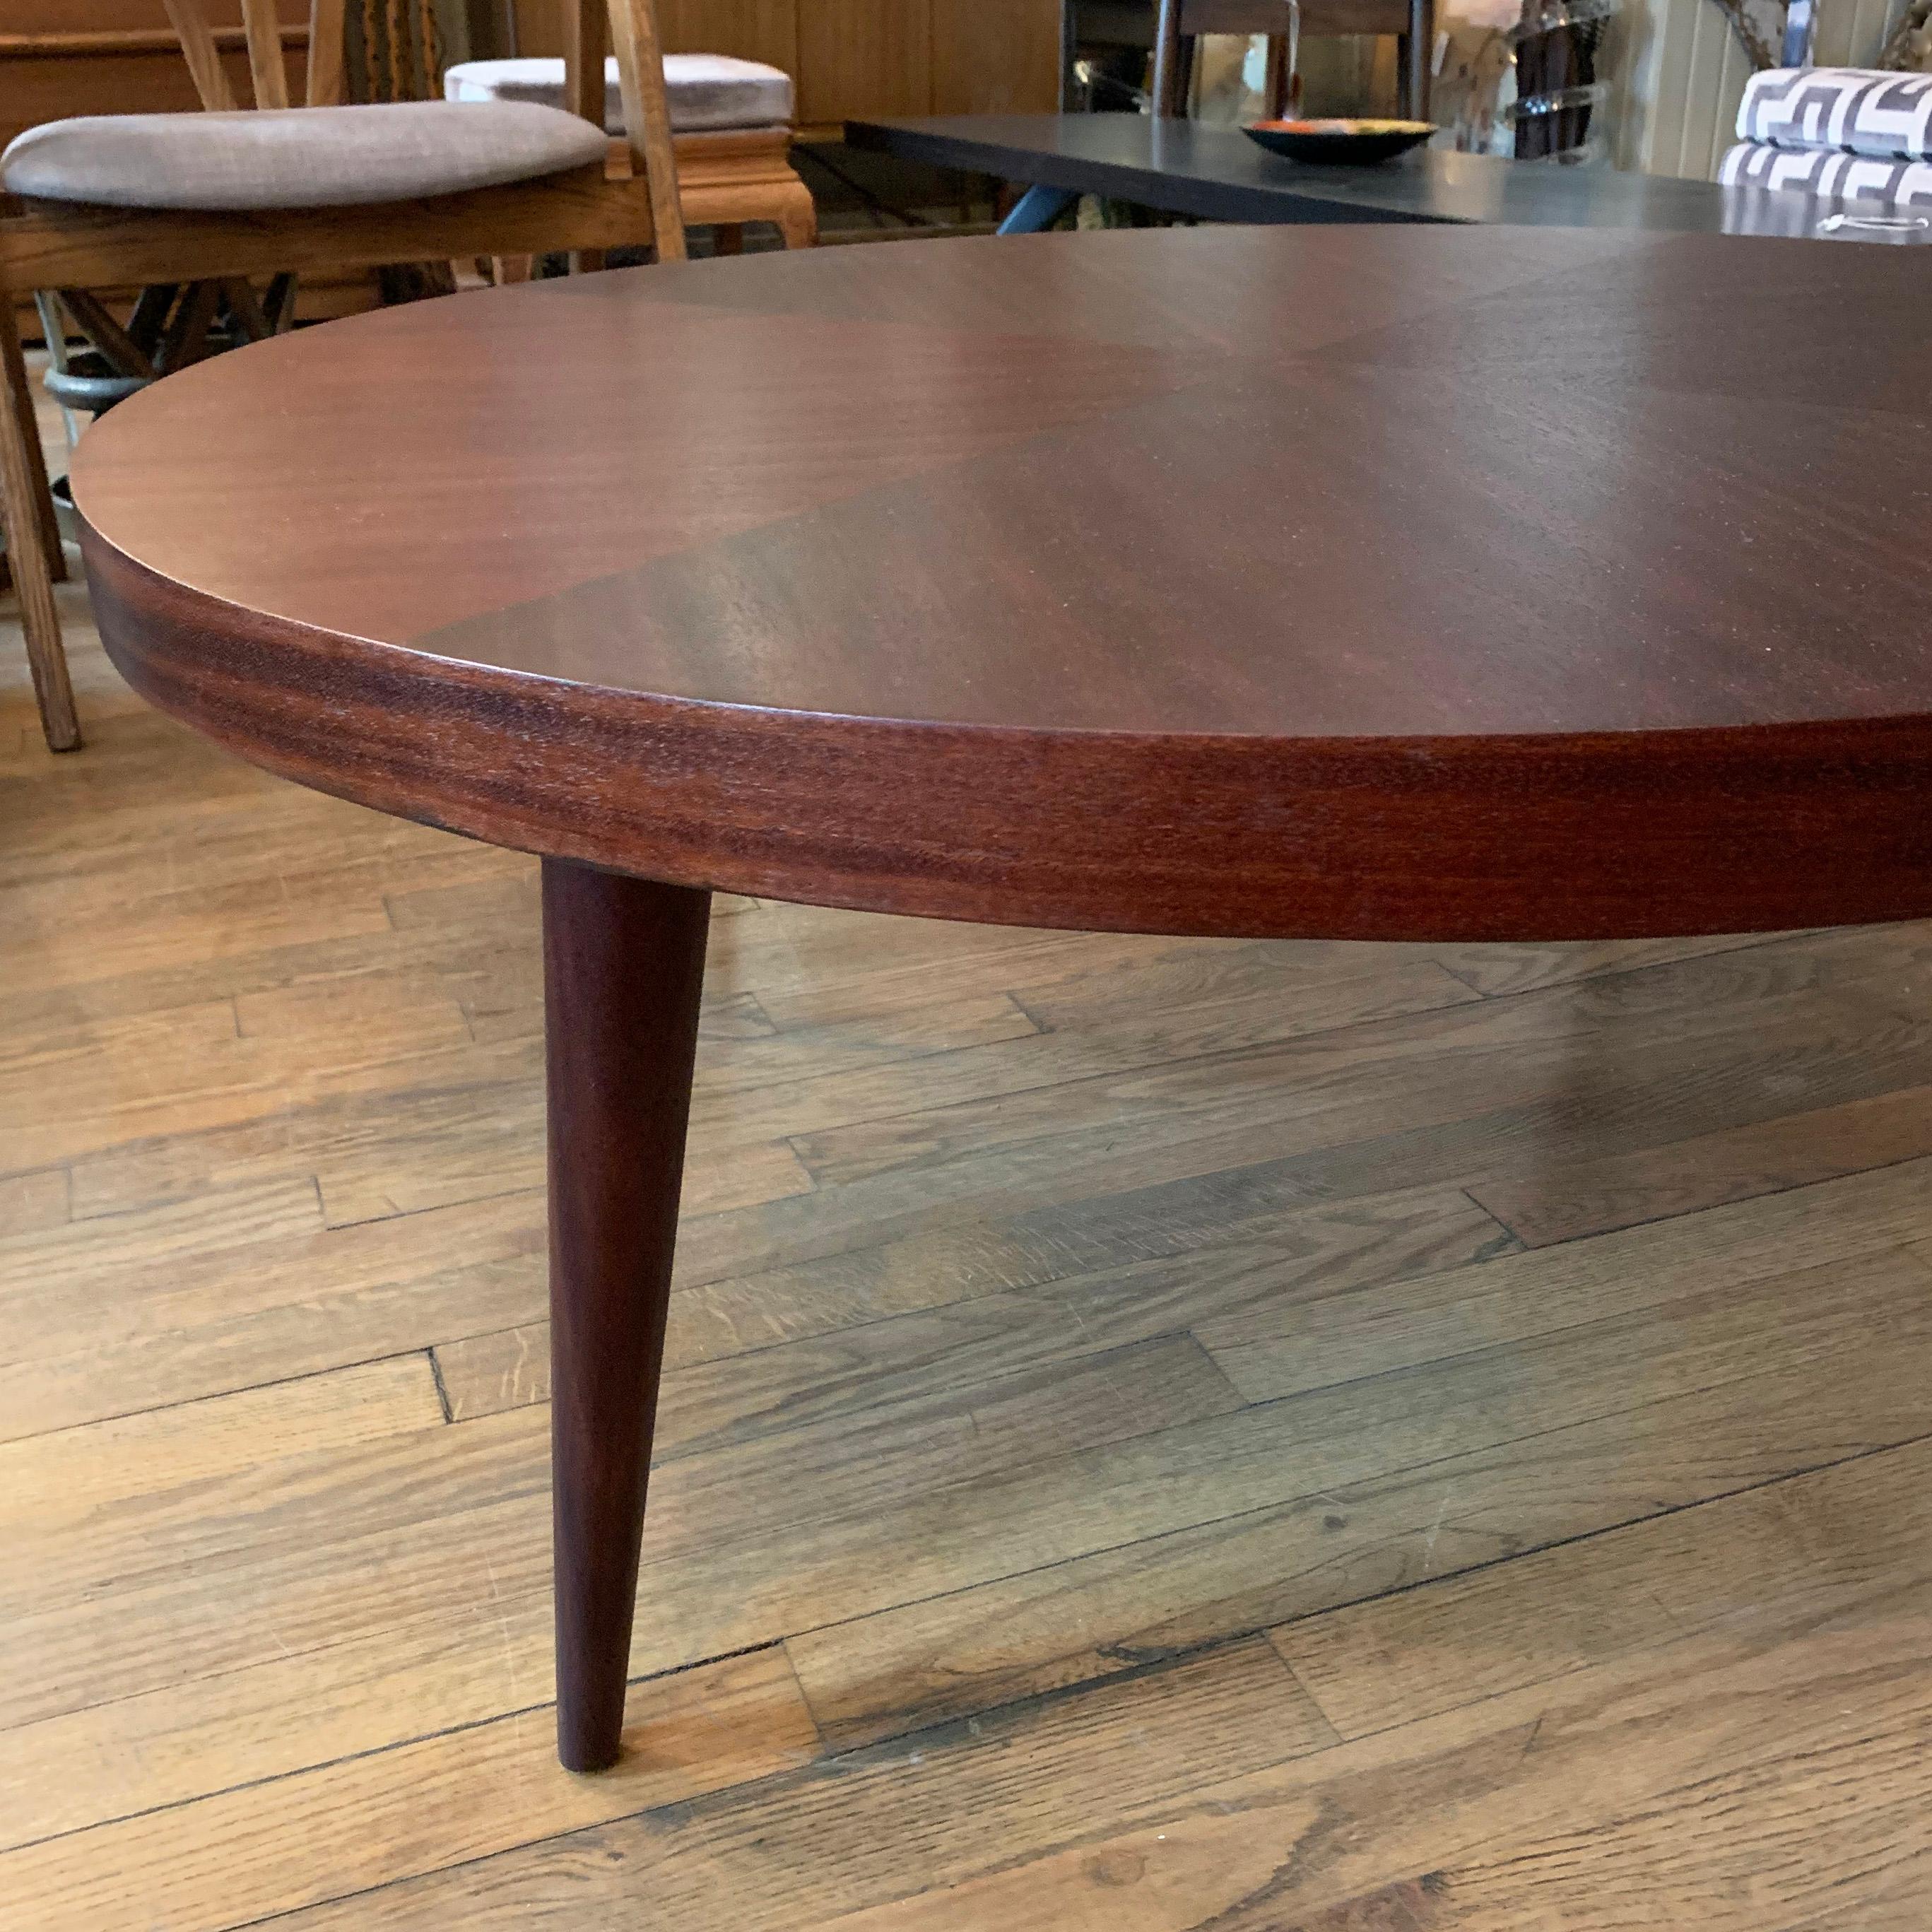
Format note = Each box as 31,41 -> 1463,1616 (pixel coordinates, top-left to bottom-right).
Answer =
847,113 -> 1932,242
73,224 -> 1932,941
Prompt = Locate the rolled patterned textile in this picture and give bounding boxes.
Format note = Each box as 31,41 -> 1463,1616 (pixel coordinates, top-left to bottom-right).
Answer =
1719,137 -> 1932,203
1738,66 -> 1932,158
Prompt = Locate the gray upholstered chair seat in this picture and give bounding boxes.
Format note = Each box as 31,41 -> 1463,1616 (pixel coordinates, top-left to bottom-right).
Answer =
444,54 -> 794,134
0,100 -> 611,211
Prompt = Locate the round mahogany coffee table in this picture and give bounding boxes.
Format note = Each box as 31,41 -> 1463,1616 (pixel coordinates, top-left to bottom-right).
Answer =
72,223 -> 1932,1772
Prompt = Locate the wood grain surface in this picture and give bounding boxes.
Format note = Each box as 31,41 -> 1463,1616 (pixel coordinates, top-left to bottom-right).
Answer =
4,562 -> 1932,1921
72,223 -> 1932,939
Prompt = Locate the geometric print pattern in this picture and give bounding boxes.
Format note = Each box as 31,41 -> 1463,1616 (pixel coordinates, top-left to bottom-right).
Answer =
1738,65 -> 1932,157
1720,138 -> 1932,204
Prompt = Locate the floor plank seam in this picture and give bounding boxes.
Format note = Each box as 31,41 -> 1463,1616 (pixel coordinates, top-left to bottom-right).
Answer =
1264,1429 -> 1932,1734
0,1343 -> 452,1450
1495,1147 -> 1932,1256
426,1345 -> 455,1424
1413,928 -> 1810,1003
429,1181 -> 1535,1427
623,1635 -> 794,1691
1205,1272 -> 1826,1419
1002,989 -> 1053,1036
0,1609 -> 383,1745
221,1634 -> 1338,1932
0,1691 -> 577,1861
804,1635 -> 1303,1769
765,1417 -> 1932,1718
769,976 -> 1497,1170
1,1637 -> 811,1871
1458,1187 -> 1524,1254
308,1178 -> 544,1235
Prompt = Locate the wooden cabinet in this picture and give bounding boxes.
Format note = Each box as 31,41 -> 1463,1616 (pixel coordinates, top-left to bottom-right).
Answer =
512,0 -> 1061,131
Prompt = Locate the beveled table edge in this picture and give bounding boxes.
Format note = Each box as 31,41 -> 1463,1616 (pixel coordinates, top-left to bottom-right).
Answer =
81,529 -> 1932,944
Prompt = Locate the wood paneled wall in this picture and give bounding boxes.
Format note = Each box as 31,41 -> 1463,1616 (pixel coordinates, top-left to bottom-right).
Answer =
510,0 -> 1062,128
1608,0 -> 1910,178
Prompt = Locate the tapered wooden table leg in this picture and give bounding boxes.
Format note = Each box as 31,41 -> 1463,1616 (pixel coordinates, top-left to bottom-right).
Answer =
542,858 -> 710,1772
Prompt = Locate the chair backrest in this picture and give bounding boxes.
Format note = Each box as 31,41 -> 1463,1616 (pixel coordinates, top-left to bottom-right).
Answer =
160,0 -> 344,111
159,0 -> 688,261
162,0 -> 483,108
1152,0 -> 1434,120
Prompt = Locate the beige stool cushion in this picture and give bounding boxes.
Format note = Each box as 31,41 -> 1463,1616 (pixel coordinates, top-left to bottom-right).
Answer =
0,100 -> 610,212
444,55 -> 794,135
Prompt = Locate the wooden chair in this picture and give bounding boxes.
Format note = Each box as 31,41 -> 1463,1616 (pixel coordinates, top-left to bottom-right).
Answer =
1152,0 -> 1434,124
0,0 -> 687,753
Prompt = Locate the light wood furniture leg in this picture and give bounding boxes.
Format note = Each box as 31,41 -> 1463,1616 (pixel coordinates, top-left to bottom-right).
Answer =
0,294 -> 79,750
492,255 -> 535,285
543,858 -> 709,1772
2,317 -> 69,585
774,187 -> 817,249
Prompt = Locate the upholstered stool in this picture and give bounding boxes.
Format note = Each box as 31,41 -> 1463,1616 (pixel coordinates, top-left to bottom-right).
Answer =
444,55 -> 816,249
446,54 -> 791,133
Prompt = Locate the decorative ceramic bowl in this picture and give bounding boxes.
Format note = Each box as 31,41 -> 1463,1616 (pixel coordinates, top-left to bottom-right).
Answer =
1244,119 -> 1437,164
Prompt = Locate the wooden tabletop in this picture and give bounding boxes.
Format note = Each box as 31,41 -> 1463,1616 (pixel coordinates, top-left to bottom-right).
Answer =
74,223 -> 1932,941
846,114 -> 1932,242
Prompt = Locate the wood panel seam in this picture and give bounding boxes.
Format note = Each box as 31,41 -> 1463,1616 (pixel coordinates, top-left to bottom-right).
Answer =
0,1344 -> 444,1453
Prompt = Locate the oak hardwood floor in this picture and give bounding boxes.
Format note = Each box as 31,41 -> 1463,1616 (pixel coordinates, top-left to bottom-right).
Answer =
4,387 -> 1931,1926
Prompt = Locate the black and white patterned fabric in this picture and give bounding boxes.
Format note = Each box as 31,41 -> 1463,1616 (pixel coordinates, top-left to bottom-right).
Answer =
1738,66 -> 1932,158
1719,138 -> 1932,201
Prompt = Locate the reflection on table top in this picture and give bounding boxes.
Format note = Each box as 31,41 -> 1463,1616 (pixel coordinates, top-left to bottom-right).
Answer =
847,113 -> 1932,245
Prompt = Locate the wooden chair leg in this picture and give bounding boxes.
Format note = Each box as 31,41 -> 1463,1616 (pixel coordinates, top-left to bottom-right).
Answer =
567,249 -> 608,275
0,307 -> 80,751
493,254 -> 535,285
4,307 -> 68,585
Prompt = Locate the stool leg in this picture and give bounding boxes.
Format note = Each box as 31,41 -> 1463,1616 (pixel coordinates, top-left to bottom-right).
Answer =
776,186 -> 818,249
997,184 -> 1079,235
543,859 -> 710,1772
